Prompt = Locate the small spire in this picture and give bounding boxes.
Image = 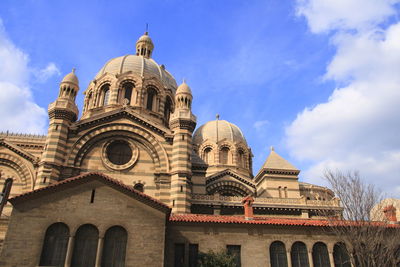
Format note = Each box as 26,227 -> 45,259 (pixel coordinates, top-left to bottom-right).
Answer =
72,68 -> 76,74
270,146 -> 274,152
183,78 -> 186,84
216,114 -> 220,120
145,23 -> 149,34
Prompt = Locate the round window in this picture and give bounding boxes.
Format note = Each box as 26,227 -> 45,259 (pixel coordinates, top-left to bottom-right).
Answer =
102,139 -> 139,171
106,140 -> 133,165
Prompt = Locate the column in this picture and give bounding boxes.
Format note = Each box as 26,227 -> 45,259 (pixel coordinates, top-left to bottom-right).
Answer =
95,236 -> 104,267
286,249 -> 292,267
328,249 -> 335,267
64,235 -> 74,267
308,249 -> 314,267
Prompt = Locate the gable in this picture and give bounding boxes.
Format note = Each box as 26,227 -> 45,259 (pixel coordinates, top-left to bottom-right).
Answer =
73,108 -> 172,139
205,169 -> 256,196
9,172 -> 171,214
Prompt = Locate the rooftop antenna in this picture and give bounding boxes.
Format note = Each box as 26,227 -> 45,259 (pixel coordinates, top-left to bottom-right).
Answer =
145,23 -> 149,34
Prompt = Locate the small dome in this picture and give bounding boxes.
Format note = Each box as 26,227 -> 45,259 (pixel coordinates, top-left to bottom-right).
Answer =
95,55 -> 177,89
136,32 -> 154,46
193,119 -> 247,145
176,80 -> 192,95
62,68 -> 79,85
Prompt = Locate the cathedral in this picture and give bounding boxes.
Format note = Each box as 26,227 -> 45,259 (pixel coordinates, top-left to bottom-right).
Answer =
0,32 -> 352,267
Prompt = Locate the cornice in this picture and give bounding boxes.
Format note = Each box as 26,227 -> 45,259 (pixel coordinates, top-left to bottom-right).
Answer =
0,139 -> 38,164
71,108 -> 171,138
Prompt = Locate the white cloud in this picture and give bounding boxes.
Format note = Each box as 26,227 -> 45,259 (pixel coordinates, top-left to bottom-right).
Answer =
34,62 -> 61,83
0,19 -> 47,134
287,1 -> 400,196
253,120 -> 269,130
296,0 -> 400,33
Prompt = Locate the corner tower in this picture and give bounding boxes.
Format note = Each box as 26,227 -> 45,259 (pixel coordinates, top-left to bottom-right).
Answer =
169,81 -> 196,213
37,69 -> 79,187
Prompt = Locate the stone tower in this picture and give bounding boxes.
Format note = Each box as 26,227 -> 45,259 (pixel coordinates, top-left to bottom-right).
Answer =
135,32 -> 154,58
36,69 -> 79,188
169,81 -> 196,213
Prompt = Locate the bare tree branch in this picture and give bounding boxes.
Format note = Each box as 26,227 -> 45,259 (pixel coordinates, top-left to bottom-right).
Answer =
321,169 -> 400,267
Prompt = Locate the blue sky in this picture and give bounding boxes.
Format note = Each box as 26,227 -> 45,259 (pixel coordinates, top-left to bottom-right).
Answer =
1,0 -> 399,197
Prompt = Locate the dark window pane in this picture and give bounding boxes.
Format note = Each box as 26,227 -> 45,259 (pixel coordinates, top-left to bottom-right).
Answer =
39,223 -> 69,266
189,244 -> 198,267
333,243 -> 351,267
123,83 -> 133,104
106,140 -> 132,165
291,242 -> 309,267
133,183 -> 144,192
174,243 -> 185,267
227,245 -> 241,267
164,97 -> 173,124
220,147 -> 229,164
313,242 -> 330,267
71,224 -> 99,267
147,88 -> 157,111
101,226 -> 127,267
101,84 -> 110,106
270,241 -> 288,267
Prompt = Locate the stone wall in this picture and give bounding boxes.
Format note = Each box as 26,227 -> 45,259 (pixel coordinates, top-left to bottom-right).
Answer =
0,180 -> 167,267
166,222 -> 341,267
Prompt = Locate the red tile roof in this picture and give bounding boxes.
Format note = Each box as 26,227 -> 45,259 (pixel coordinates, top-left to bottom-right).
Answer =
9,172 -> 171,213
169,214 -> 400,228
169,214 -> 331,226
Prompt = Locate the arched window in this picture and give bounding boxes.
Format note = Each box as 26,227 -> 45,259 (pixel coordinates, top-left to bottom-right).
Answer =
270,241 -> 288,267
220,147 -> 230,165
101,84 -> 110,106
101,226 -> 127,267
203,147 -> 213,164
238,149 -> 245,168
291,242 -> 309,267
133,183 -> 144,192
71,224 -> 99,267
39,222 -> 69,266
164,96 -> 173,124
312,242 -> 330,267
146,87 -> 157,111
86,92 -> 92,111
121,82 -> 134,104
333,243 -> 351,267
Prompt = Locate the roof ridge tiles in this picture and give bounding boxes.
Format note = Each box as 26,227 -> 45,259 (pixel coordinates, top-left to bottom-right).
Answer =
9,172 -> 171,213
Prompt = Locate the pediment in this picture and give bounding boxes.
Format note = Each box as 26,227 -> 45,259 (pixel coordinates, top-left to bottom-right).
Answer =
10,172 -> 171,214
71,107 -> 172,139
0,139 -> 37,163
206,169 -> 255,189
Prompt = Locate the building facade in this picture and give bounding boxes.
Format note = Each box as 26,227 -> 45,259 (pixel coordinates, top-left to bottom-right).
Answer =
0,32 -> 353,267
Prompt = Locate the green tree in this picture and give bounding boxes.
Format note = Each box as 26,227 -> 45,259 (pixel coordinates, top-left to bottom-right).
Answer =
198,250 -> 237,267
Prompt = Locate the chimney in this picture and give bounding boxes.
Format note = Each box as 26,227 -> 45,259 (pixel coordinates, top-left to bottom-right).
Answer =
383,205 -> 397,223
242,195 -> 254,220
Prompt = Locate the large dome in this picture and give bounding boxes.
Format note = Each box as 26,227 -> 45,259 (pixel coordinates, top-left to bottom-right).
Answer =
95,54 -> 177,90
193,119 -> 247,145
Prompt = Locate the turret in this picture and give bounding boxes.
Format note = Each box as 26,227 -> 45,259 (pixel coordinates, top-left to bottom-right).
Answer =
136,32 -> 154,58
36,69 -> 80,188
169,80 -> 196,213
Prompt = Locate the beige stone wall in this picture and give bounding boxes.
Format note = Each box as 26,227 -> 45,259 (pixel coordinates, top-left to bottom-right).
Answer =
166,223 -> 342,267
0,180 -> 167,267
257,174 -> 301,199
80,138 -> 158,196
